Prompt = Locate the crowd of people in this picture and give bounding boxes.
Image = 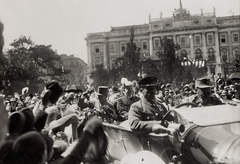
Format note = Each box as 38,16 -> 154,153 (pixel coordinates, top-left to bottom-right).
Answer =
0,73 -> 239,163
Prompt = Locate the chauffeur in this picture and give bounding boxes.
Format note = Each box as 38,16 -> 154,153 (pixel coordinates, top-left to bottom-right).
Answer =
128,76 -> 171,134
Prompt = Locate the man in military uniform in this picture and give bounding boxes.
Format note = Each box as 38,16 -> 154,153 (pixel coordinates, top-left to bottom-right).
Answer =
192,78 -> 224,106
116,80 -> 139,121
128,76 -> 171,134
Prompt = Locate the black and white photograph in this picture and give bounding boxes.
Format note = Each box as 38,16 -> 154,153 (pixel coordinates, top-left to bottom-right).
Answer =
0,0 -> 240,163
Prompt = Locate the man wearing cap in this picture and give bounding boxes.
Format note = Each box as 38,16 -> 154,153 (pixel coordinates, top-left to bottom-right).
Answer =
91,86 -> 118,122
192,78 -> 223,106
128,76 -> 171,134
116,80 -> 140,121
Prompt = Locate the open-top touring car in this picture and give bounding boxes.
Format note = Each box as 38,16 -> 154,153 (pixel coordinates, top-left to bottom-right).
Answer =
103,103 -> 240,164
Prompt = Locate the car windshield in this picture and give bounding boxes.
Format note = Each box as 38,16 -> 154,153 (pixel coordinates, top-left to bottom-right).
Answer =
172,104 -> 240,126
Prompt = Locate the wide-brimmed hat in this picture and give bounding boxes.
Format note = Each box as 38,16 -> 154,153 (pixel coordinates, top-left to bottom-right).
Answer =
138,76 -> 158,87
8,111 -> 26,138
195,78 -> 212,89
11,131 -> 47,164
21,87 -> 29,95
64,84 -> 83,93
8,108 -> 34,138
97,86 -> 109,95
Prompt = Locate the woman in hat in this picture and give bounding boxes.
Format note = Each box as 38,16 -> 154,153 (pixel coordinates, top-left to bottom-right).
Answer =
232,91 -> 240,103
165,96 -> 175,110
220,90 -> 228,104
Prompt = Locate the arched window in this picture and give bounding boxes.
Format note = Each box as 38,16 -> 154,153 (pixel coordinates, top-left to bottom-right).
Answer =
181,50 -> 188,60
110,44 -> 115,52
94,57 -> 102,66
208,48 -> 215,62
221,49 -> 228,62
195,49 -> 203,59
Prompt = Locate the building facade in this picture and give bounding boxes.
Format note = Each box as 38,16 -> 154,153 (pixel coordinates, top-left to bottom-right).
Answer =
39,54 -> 87,86
85,5 -> 240,81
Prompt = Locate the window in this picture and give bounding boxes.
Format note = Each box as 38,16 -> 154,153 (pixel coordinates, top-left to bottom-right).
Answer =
206,20 -> 212,22
220,34 -> 226,43
207,34 -> 213,44
154,39 -> 160,49
110,44 -> 115,52
195,49 -> 203,59
195,35 -> 201,44
235,49 -> 240,60
95,45 -> 99,53
233,34 -> 239,42
208,48 -> 215,62
165,23 -> 170,26
110,59 -> 117,69
142,42 -> 148,50
210,66 -> 216,74
221,49 -> 228,62
95,57 -> 102,66
180,37 -> 186,46
194,20 -> 199,24
121,43 -> 125,51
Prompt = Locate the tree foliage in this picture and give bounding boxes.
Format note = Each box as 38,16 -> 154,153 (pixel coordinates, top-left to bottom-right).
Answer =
111,27 -> 142,82
153,37 -> 192,85
90,64 -> 111,89
0,36 -> 61,94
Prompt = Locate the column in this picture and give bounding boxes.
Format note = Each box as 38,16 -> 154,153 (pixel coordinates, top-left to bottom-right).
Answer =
87,41 -> 92,70
149,33 -> 153,56
173,34 -> 176,43
215,31 -> 222,74
202,32 -> 207,59
103,38 -> 109,70
86,41 -> 93,83
227,31 -> 233,62
190,33 -> 194,59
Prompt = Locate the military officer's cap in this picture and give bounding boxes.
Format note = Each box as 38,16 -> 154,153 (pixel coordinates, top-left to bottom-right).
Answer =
195,77 -> 212,89
138,76 -> 158,87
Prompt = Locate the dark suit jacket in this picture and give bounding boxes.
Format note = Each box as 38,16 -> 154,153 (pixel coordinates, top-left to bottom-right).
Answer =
128,98 -> 166,134
116,95 -> 139,121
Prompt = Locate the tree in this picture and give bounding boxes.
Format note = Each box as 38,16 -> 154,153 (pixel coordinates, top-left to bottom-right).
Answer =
0,36 -> 61,94
90,64 -> 111,89
155,36 -> 192,85
111,27 -> 142,82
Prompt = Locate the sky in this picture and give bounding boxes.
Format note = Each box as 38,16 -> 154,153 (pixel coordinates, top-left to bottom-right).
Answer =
0,0 -> 239,64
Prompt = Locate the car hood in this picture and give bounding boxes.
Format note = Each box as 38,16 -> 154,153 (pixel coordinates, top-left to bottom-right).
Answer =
185,123 -> 240,164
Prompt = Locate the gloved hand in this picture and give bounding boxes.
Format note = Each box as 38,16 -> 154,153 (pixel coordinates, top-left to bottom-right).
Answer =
83,116 -> 103,135
152,124 -> 168,134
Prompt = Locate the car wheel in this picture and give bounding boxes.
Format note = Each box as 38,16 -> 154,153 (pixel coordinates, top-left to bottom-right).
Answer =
159,147 -> 179,163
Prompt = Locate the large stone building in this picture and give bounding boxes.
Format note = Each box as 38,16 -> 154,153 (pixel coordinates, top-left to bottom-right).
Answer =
85,4 -> 240,81
39,54 -> 87,86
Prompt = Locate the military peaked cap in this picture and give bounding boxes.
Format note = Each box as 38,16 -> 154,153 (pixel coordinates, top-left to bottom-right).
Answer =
138,76 -> 158,87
